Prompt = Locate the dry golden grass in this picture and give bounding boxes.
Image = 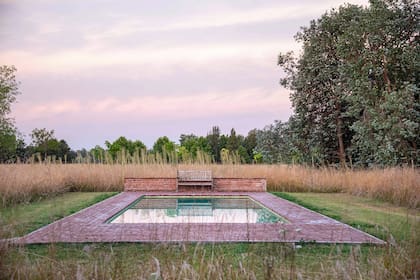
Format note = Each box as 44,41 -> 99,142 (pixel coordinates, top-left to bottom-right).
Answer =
1,163 -> 419,208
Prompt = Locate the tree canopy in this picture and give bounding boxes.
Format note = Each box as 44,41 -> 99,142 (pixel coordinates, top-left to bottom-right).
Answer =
275,0 -> 419,167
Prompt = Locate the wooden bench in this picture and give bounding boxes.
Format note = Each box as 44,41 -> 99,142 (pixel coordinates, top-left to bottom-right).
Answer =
177,170 -> 213,191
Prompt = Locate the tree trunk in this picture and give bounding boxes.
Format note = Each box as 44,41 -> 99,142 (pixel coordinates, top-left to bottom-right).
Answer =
336,102 -> 347,168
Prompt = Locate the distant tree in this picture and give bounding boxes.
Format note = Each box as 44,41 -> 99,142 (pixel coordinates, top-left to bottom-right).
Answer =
0,65 -> 21,162
90,145 -> 106,163
227,128 -> 240,152
0,65 -> 19,122
244,129 -> 258,161
29,128 -> 75,162
255,121 -> 289,163
30,128 -> 55,160
206,126 -> 221,162
0,123 -> 18,162
105,136 -> 146,159
179,134 -> 211,160
153,136 -> 175,154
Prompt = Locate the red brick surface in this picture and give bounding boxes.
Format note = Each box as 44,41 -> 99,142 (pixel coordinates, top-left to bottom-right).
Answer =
213,178 -> 266,192
124,178 -> 266,192
16,192 -> 385,244
124,178 -> 176,191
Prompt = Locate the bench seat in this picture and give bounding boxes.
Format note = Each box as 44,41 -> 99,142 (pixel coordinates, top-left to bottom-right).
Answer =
177,170 -> 213,191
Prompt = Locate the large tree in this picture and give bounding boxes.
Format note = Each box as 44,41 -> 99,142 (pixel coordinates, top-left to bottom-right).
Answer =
278,4 -> 363,167
277,0 -> 419,167
339,0 -> 419,166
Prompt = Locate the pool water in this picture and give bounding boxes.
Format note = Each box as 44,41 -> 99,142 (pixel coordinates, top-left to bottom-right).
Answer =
109,196 -> 287,224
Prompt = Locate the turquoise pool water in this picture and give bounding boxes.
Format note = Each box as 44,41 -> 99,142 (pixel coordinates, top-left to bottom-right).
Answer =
109,196 -> 287,224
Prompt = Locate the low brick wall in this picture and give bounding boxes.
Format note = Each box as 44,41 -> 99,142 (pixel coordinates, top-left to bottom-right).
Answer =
124,178 -> 176,191
214,178 -> 266,192
124,177 -> 266,192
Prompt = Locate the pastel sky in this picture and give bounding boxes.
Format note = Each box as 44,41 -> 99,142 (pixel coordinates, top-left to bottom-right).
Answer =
0,0 -> 369,149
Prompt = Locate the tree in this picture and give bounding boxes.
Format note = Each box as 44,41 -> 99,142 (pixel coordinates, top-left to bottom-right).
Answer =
207,126 -> 221,162
243,129 -> 258,163
255,120 -> 293,163
0,65 -> 20,162
152,136 -> 175,154
338,0 -> 419,166
90,145 -> 106,163
227,128 -> 240,152
278,4 -> 363,167
0,123 -> 18,162
178,134 -> 211,161
30,128 -> 55,159
30,128 -> 75,162
0,65 -> 19,121
105,136 -> 146,159
277,0 -> 419,167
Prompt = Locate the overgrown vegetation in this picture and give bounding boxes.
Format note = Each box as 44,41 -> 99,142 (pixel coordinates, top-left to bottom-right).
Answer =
1,164 -> 418,209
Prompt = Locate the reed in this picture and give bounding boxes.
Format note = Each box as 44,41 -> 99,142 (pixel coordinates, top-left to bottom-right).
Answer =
1,163 -> 419,208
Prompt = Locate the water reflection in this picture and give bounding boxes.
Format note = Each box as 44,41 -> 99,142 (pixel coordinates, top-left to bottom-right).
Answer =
111,197 -> 286,224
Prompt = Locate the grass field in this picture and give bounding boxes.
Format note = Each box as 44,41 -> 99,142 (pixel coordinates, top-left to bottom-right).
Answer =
1,164 -> 419,208
1,191 -> 419,279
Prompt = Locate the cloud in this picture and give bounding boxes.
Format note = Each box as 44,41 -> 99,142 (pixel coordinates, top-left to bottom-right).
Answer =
85,0 -> 369,38
0,40 -> 299,76
14,87 -> 290,122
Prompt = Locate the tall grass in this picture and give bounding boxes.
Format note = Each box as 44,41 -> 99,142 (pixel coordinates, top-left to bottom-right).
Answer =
1,163 -> 418,208
1,237 -> 419,279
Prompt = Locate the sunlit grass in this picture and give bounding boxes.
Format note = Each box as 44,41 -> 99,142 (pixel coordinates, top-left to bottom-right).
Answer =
1,163 -> 418,208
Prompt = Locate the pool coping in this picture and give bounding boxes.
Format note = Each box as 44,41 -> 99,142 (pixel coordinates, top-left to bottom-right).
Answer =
14,192 -> 385,244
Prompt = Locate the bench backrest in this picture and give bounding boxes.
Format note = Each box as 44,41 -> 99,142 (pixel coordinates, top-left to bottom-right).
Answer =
177,170 -> 212,181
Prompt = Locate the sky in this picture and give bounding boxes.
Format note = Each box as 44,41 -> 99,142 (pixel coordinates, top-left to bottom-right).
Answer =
0,0 -> 369,149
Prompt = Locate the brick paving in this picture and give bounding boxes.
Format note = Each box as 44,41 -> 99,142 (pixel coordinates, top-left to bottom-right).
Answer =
17,192 -> 385,244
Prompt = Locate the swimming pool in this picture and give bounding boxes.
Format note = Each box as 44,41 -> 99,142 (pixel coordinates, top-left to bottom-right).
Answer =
109,196 -> 288,224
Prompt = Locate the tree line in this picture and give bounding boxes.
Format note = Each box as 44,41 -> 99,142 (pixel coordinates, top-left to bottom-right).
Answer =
0,0 -> 418,166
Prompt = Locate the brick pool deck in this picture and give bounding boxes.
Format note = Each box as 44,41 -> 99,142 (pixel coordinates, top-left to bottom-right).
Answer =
17,192 -> 385,244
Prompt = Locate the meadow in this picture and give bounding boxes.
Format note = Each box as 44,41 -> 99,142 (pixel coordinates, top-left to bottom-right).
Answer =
1,163 -> 418,208
0,163 -> 419,279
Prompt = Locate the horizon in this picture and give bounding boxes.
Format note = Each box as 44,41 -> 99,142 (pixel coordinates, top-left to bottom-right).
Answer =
0,0 -> 369,149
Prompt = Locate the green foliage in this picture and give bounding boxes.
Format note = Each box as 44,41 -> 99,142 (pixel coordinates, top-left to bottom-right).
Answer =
275,0 -> 419,167
105,136 -> 146,160
206,126 -> 221,162
178,134 -> 211,162
0,123 -> 18,162
0,65 -> 19,119
203,126 -> 257,163
152,136 -> 175,154
0,65 -> 20,162
340,0 -> 420,166
28,128 -> 75,162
